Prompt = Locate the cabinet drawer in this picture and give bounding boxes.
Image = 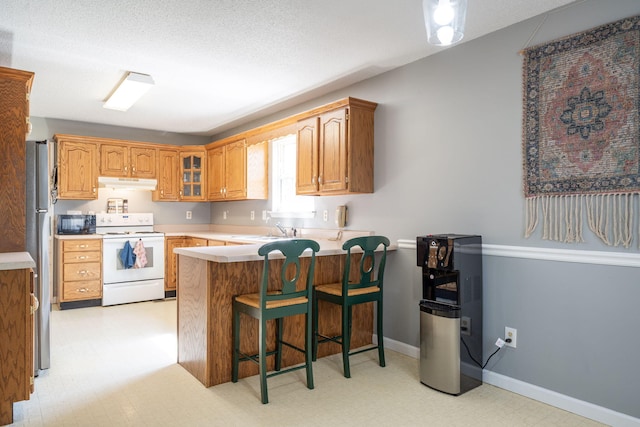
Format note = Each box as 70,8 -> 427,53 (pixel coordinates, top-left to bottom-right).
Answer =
62,240 -> 101,252
63,250 -> 101,263
63,262 -> 101,281
62,280 -> 102,300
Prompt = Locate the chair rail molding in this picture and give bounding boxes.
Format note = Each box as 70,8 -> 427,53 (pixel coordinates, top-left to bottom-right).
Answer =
396,239 -> 640,268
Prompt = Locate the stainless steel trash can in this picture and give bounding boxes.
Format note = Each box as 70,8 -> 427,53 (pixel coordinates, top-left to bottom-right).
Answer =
419,300 -> 462,395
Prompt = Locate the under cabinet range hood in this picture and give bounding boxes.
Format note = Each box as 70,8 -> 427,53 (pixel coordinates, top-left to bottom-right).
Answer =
98,176 -> 157,191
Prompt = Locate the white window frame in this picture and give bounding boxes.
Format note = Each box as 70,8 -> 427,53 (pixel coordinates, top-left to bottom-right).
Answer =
270,134 -> 315,219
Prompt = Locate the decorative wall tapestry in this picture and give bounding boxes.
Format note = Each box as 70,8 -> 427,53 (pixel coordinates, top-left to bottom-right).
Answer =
523,15 -> 640,247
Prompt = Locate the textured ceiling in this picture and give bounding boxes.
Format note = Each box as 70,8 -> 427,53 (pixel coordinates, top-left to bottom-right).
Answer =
1,0 -> 578,136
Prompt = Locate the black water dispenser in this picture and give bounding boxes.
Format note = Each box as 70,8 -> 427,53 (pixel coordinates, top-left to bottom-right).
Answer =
417,234 -> 483,395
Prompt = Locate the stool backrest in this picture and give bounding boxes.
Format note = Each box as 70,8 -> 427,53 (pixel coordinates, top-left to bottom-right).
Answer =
342,235 -> 390,292
258,239 -> 321,308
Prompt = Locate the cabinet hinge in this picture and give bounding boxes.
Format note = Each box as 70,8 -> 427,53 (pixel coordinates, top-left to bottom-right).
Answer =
345,113 -> 350,120
26,92 -> 30,101
345,176 -> 349,183
30,376 -> 34,386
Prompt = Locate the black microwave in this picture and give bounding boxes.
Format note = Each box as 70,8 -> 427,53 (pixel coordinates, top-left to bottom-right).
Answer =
57,214 -> 96,235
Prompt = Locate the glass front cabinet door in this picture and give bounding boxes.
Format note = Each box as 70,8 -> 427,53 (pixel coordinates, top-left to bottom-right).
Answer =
180,150 -> 206,201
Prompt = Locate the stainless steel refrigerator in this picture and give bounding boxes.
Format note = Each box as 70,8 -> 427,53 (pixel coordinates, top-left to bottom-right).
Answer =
25,139 -> 52,374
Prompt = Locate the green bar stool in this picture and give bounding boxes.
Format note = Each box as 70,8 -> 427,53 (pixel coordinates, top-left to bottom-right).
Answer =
313,235 -> 390,378
232,239 -> 320,404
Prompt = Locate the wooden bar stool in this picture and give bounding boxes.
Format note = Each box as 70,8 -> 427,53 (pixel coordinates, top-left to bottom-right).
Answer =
232,239 -> 320,404
313,235 -> 390,378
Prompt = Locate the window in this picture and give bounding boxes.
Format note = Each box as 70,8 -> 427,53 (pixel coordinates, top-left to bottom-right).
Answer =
270,134 -> 315,218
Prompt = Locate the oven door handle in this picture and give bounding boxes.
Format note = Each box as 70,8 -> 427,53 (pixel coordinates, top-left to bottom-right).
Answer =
103,237 -> 165,245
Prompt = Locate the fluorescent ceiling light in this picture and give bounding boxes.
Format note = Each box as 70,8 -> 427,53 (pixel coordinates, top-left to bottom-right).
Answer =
103,72 -> 154,111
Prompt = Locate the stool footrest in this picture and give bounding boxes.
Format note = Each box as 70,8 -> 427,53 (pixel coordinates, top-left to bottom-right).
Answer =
316,333 -> 343,346
280,340 -> 305,354
266,363 -> 308,379
348,344 -> 380,357
238,349 -> 278,366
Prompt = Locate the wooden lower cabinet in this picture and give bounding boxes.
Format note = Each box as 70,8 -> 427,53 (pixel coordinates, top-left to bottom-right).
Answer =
0,267 -> 35,425
56,239 -> 102,307
165,237 -> 248,295
165,237 -> 187,294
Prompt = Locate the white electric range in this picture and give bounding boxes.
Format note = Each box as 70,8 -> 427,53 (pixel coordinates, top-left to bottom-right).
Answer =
96,213 -> 165,306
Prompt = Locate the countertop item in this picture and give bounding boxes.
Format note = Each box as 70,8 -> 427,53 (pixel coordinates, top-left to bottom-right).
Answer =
0,252 -> 36,270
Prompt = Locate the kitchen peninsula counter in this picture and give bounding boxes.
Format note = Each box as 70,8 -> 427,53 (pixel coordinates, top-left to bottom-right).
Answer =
0,251 -> 35,270
174,238 -> 389,388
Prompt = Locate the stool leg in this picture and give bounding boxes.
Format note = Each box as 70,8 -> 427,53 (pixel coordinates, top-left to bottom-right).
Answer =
259,317 -> 269,404
342,304 -> 352,378
305,311 -> 314,389
232,305 -> 240,383
275,317 -> 283,371
312,292 -> 319,361
377,299 -> 386,367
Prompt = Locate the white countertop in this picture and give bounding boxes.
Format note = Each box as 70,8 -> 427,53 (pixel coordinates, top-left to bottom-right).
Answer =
55,234 -> 103,240
0,252 -> 36,270
174,237 -> 394,263
52,227 -> 394,263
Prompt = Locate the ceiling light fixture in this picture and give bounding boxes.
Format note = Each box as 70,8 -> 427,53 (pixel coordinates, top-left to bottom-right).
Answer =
103,72 -> 154,111
423,0 -> 467,46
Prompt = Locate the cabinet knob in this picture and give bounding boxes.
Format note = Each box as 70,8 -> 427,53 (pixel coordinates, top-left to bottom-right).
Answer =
124,166 -> 128,172
318,175 -> 323,185
93,187 -> 97,194
312,176 -> 316,185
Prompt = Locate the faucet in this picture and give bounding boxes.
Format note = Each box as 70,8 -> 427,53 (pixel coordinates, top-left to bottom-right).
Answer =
275,222 -> 288,237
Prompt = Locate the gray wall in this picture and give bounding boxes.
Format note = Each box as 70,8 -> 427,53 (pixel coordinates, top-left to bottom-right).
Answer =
209,0 -> 640,419
28,0 -> 640,419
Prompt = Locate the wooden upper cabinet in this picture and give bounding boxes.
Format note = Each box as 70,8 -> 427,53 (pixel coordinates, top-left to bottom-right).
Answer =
207,145 -> 226,201
99,143 -> 128,177
56,137 -> 99,200
224,139 -> 247,200
207,139 -> 247,201
180,148 -> 206,201
153,148 -> 180,201
100,143 -> 156,178
0,66 -> 33,253
296,117 -> 319,195
296,98 -> 376,195
319,109 -> 348,192
206,138 -> 267,202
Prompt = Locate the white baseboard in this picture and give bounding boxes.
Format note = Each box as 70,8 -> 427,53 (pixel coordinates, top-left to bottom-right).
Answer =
380,337 -> 640,426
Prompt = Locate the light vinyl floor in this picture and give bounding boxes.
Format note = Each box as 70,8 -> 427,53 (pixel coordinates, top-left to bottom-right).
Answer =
11,299 -> 603,426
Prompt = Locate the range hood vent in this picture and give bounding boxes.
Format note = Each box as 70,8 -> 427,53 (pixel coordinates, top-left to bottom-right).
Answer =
98,176 -> 157,191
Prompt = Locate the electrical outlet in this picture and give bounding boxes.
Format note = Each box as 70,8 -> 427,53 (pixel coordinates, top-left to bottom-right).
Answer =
223,211 -> 227,220
250,211 -> 255,220
323,210 -> 328,221
186,211 -> 192,220
461,316 -> 471,336
262,210 -> 267,221
505,327 -> 517,348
